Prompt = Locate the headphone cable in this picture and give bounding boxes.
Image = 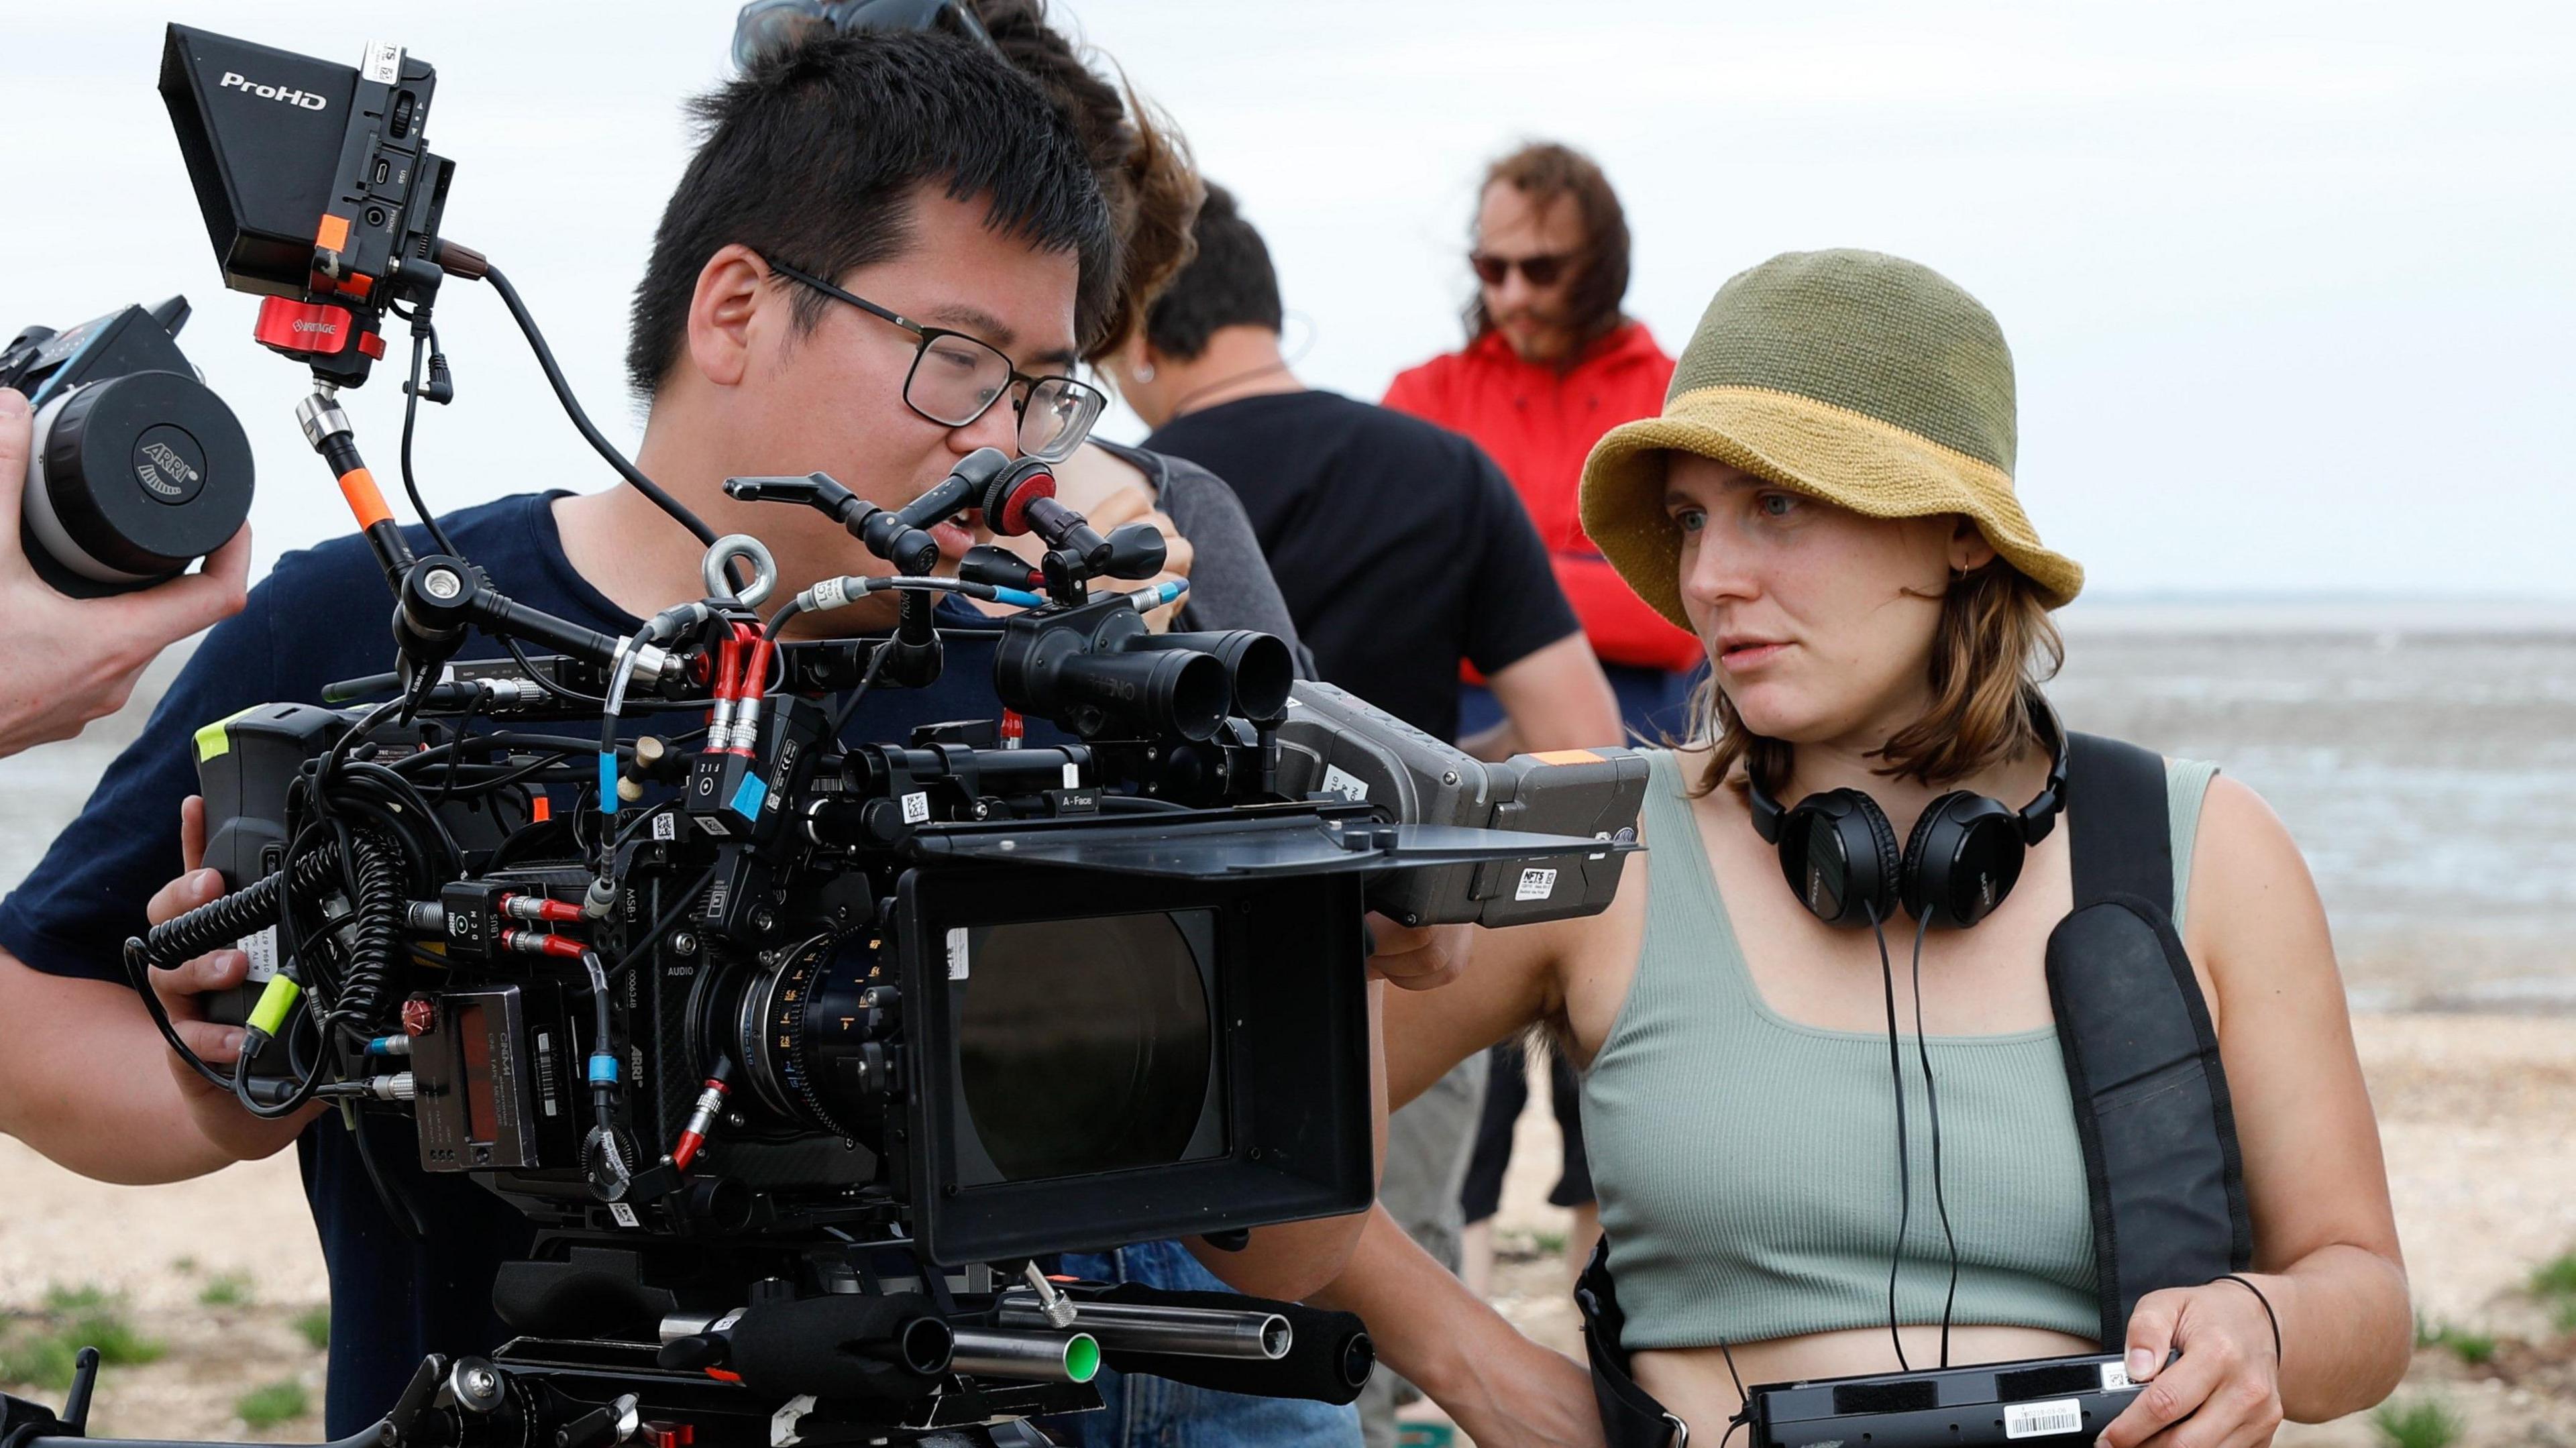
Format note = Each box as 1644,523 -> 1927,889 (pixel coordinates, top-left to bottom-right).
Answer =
1909,908 -> 1961,1368
1866,903 -> 1913,1373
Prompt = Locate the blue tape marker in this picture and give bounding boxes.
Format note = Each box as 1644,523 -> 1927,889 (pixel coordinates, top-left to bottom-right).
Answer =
994,587 -> 1046,608
729,773 -> 769,820
588,1055 -> 620,1084
598,753 -> 621,814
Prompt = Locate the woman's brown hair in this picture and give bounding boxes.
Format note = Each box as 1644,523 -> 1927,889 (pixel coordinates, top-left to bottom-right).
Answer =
971,0 -> 1205,365
1684,558 -> 2066,799
1467,141 -> 1633,361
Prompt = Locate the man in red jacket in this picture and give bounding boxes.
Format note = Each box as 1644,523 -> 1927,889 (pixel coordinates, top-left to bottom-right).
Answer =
1384,141 -> 1700,750
1385,140 -> 1702,1325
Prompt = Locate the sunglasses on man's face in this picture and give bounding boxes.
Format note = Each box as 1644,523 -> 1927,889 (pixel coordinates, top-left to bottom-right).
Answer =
1470,252 -> 1572,288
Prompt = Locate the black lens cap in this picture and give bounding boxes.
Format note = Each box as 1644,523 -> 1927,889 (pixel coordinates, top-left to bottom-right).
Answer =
35,370 -> 252,594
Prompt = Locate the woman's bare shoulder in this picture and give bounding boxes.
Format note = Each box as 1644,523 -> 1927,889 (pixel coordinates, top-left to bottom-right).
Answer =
2182,771 -> 2337,1003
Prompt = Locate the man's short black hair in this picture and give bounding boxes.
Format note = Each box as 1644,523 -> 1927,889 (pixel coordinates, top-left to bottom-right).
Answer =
1141,184 -> 1281,362
626,31 -> 1115,397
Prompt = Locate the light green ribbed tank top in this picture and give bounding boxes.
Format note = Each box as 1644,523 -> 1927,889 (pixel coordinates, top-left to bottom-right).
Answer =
1580,748 -> 2219,1349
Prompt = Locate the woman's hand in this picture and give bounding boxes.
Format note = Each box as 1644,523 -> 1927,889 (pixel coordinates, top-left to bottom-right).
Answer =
2096,1278 -> 2284,1448
1446,1332 -> 1606,1448
1364,915 -> 1470,991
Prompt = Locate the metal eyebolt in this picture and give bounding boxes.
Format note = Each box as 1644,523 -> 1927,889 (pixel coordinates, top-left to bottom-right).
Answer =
702,534 -> 778,610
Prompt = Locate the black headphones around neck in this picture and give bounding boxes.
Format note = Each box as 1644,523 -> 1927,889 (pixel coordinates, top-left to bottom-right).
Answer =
1746,693 -> 2068,930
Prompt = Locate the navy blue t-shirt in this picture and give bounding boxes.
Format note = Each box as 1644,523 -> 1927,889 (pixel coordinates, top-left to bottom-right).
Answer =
0,492 -> 1057,1435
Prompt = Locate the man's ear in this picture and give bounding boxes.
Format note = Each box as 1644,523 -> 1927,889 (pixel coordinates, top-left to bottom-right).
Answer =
684,244 -> 776,390
1949,516 -> 1998,573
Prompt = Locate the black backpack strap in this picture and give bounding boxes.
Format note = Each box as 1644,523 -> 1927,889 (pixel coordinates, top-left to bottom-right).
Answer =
1574,1239 -> 1691,1447
2065,732 -> 2173,914
2047,734 -> 2253,1347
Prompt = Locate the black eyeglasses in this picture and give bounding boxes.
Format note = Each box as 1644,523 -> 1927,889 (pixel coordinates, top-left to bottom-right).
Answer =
1470,252 -> 1572,288
764,256 -> 1108,463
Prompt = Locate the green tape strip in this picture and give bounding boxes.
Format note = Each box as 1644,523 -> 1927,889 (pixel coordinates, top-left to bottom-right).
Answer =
246,975 -> 303,1038
191,705 -> 264,764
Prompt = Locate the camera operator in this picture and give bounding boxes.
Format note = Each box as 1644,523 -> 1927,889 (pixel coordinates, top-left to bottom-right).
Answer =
0,30 -> 1397,1437
0,386 -> 248,759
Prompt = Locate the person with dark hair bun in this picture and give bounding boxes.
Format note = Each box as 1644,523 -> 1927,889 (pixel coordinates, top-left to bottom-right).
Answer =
957,9 -> 1367,1448
961,0 -> 1311,655
1122,183 -> 1621,1447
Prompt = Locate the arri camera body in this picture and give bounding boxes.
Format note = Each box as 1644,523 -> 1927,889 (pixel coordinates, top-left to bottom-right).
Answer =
0,23 -> 1648,1448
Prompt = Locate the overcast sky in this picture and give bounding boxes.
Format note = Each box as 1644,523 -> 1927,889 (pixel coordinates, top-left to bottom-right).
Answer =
3,1 -> 2569,601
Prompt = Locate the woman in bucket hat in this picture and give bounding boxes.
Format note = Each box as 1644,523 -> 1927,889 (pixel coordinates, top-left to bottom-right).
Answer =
1309,251 -> 2410,1446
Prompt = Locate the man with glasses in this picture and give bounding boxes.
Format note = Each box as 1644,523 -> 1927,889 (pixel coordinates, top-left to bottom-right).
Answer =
0,30 -> 1325,1437
1383,140 -> 1695,1313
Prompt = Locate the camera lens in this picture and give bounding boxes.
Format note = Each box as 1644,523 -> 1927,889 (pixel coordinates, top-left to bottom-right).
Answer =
954,910 -> 1214,1182
729,933 -> 885,1137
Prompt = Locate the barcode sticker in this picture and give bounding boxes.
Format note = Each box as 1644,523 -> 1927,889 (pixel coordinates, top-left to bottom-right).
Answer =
2100,1361 -> 2134,1392
1063,763 -> 1081,788
1515,867 -> 1558,901
608,1202 -> 640,1229
947,927 -> 971,980
653,812 -> 678,842
237,926 -> 280,983
902,791 -> 931,824
2004,1398 -> 2084,1439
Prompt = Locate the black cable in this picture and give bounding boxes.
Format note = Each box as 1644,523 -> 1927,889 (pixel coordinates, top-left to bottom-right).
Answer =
826,638 -> 895,737
1866,903 -> 1913,1373
1908,909 -> 1960,1369
343,1103 -> 427,1243
477,263 -> 716,549
502,635 -> 612,706
435,685 -> 484,804
398,319 -> 462,558
1715,1341 -> 1752,1448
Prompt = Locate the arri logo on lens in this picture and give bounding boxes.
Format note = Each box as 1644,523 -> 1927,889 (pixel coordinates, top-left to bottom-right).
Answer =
217,70 -> 327,110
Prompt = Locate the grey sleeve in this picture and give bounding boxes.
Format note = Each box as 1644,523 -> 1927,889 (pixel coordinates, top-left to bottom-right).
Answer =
1131,448 -> 1317,679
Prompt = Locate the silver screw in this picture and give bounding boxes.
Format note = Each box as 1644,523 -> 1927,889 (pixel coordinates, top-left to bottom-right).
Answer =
1441,771 -> 1460,785
421,567 -> 464,601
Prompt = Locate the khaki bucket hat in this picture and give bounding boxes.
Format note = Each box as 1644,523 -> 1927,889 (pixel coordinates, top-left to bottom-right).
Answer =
1579,248 -> 2082,632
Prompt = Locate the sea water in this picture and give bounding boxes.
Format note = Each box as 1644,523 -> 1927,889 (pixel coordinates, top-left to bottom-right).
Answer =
3,600 -> 2570,1013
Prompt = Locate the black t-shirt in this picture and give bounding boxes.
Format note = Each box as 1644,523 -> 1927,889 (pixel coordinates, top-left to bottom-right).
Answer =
0,492 -> 1077,1435
1143,390 -> 1577,742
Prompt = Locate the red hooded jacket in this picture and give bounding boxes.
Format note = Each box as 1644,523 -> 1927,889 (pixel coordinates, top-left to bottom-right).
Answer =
1383,322 -> 1701,673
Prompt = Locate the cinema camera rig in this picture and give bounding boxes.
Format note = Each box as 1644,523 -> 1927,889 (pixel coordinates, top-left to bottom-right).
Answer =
0,23 -> 1648,1448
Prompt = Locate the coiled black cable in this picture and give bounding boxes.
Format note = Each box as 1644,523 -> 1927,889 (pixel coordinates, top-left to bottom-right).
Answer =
129,843 -> 347,975
124,829 -> 409,1094
330,826 -> 407,1035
